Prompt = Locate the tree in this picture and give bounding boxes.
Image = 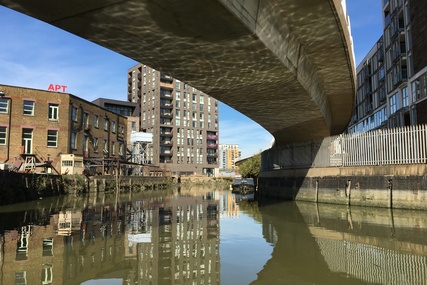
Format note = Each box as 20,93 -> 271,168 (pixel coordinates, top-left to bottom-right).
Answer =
238,153 -> 261,178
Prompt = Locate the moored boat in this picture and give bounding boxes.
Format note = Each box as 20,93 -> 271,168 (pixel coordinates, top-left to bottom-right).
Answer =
231,178 -> 255,195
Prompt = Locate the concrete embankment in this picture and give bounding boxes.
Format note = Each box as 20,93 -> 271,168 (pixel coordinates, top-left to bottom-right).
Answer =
258,164 -> 427,210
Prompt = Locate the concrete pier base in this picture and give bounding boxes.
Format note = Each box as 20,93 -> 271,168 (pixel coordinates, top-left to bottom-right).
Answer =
259,165 -> 427,210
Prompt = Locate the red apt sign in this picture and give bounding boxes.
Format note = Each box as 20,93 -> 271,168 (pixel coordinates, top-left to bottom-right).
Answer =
48,84 -> 67,92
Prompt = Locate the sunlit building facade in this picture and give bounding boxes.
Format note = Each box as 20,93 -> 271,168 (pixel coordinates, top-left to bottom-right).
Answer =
219,144 -> 241,171
347,0 -> 427,133
127,64 -> 219,176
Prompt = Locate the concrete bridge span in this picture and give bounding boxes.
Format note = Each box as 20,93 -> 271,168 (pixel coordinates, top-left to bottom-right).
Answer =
0,0 -> 356,144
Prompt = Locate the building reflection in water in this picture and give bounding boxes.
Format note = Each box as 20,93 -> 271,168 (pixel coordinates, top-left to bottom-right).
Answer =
6,191 -> 426,285
0,192 -> 223,285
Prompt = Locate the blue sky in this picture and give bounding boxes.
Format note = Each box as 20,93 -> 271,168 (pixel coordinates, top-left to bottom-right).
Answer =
0,1 -> 382,158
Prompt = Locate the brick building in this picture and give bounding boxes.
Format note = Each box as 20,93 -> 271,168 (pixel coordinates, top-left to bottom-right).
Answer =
0,84 -> 127,174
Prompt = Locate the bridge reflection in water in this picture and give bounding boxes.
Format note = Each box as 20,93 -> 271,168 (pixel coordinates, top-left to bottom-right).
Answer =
0,191 -> 426,285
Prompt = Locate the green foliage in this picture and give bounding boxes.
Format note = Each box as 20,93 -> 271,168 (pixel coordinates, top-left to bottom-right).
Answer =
238,153 -> 261,178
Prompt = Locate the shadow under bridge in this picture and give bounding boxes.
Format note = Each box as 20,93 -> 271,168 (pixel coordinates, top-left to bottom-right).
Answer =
0,0 -> 356,144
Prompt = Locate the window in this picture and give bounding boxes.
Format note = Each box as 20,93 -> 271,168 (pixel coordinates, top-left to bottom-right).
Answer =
94,114 -> 99,128
15,271 -> 27,285
47,130 -> 58,147
402,87 -> 409,107
41,264 -> 53,285
42,238 -> 53,257
0,126 -> 6,145
0,98 -> 9,113
390,93 -> 398,114
22,128 -> 33,154
83,113 -> 89,129
62,160 -> 73,167
103,139 -> 108,154
71,106 -> 78,121
48,104 -> 59,121
23,100 -> 35,116
104,118 -> 108,131
131,121 -> 136,131
112,141 -> 115,155
71,132 -> 77,149
111,121 -> 116,133
119,142 -> 124,156
93,137 -> 98,152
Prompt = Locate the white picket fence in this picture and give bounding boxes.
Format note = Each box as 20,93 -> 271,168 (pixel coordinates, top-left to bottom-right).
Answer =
261,125 -> 427,170
341,125 -> 427,166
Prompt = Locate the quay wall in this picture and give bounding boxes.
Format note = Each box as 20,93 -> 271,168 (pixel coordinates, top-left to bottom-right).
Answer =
258,165 -> 427,210
0,170 -> 172,205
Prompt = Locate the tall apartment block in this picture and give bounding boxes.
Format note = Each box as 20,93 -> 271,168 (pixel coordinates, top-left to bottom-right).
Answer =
219,144 -> 241,171
128,64 -> 219,176
347,0 -> 427,133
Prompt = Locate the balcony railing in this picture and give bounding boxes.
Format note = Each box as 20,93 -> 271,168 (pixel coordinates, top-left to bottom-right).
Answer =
207,143 -> 218,149
160,131 -> 173,137
160,91 -> 172,98
160,140 -> 173,146
160,103 -> 173,109
207,134 -> 218,140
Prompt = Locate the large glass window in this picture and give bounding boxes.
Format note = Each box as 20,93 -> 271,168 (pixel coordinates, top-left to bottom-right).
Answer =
48,104 -> 59,121
390,93 -> 399,114
23,100 -> 35,116
47,130 -> 58,147
0,98 -> 9,113
402,87 -> 409,107
0,126 -> 7,145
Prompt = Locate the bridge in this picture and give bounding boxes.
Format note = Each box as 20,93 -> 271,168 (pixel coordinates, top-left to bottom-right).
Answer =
0,0 -> 355,144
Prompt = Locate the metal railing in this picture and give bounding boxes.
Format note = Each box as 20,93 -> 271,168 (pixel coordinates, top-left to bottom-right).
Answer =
261,125 -> 427,171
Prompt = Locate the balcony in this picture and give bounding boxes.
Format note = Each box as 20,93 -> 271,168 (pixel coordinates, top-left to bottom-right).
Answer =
160,82 -> 174,90
160,102 -> 173,109
160,149 -> 173,156
207,143 -> 218,149
160,112 -> 172,118
207,134 -> 218,140
160,91 -> 172,99
160,72 -> 173,81
160,131 -> 173,137
160,119 -> 172,126
392,70 -> 408,88
160,140 -> 173,146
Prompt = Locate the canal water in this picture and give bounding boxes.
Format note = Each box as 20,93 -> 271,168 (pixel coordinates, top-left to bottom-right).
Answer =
0,188 -> 426,285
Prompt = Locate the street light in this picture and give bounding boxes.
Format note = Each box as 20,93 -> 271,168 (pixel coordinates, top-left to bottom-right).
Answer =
0,91 -> 5,97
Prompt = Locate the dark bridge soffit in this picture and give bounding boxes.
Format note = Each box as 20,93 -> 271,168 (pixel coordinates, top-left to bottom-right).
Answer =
0,0 -> 355,144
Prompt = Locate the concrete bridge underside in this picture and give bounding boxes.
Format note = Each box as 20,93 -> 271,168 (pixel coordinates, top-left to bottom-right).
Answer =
0,0 -> 355,144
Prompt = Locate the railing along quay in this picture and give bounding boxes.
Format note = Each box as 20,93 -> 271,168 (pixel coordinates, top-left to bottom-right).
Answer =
262,124 -> 427,171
